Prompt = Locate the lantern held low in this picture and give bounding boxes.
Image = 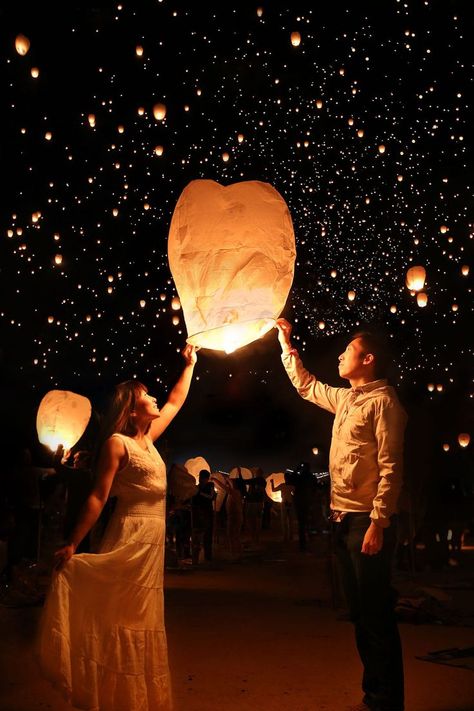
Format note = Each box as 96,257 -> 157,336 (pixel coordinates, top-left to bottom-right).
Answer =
168,179 -> 296,353
265,473 -> 286,503
36,390 -> 92,452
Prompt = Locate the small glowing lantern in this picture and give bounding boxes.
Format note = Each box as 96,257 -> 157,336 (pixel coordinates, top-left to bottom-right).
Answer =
442,443 -> 450,452
458,433 -> 470,448
440,225 -> 448,234
265,473 -> 286,503
416,292 -> 428,307
172,315 -> 180,326
436,384 -> 443,392
312,447 -> 319,455
184,456 -> 211,484
168,179 -> 296,353
378,144 -> 386,154
237,133 -> 244,143
171,296 -> 181,310
357,129 -> 364,138
15,34 -> 30,56
88,114 -> 96,128
140,299 -> 146,308
461,265 -> 469,276
54,254 -> 63,265
427,383 -> 435,392
153,103 -> 167,121
316,99 -> 323,109
31,67 -> 40,78
136,45 -> 144,56
290,31 -> 301,47
154,145 -> 164,156
36,390 -> 92,451
257,7 -> 263,17
222,152 -> 230,162
318,321 -> 325,330
390,305 -> 397,314
405,266 -> 426,291
347,290 -> 356,301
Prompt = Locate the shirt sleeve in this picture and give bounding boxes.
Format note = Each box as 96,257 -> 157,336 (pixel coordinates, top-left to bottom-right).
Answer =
370,397 -> 407,528
281,351 -> 345,414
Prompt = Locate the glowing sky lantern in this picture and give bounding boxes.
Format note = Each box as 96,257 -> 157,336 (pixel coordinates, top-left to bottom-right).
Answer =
442,443 -> 450,452
15,34 -> 30,56
347,289 -> 356,301
416,292 -> 428,307
135,45 -> 144,56
31,67 -> 40,78
265,473 -> 286,503
290,31 -> 301,47
54,254 -> 63,265
184,456 -> 211,484
405,265 -> 426,291
154,145 -> 164,156
88,114 -> 96,128
222,151 -> 230,162
171,296 -> 181,310
153,103 -> 167,121
36,390 -> 92,452
440,225 -> 448,234
237,133 -> 244,143
458,433 -> 470,448
168,179 -> 296,353
378,144 -> 386,154
316,99 -> 323,109
461,265 -> 469,276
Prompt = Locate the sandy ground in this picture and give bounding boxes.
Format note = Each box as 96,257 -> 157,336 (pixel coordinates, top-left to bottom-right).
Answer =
1,533 -> 474,711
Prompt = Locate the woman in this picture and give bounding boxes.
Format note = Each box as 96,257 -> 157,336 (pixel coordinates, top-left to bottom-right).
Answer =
38,344 -> 197,711
211,473 -> 245,561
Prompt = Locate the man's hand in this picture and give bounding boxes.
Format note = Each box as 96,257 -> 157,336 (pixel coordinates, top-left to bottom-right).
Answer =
182,343 -> 198,366
275,318 -> 293,351
54,543 -> 76,570
361,521 -> 383,555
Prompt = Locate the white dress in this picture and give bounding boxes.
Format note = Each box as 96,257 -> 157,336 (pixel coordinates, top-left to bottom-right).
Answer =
37,433 -> 172,711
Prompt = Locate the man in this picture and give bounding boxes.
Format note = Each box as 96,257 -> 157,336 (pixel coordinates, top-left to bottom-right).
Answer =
276,318 -> 406,711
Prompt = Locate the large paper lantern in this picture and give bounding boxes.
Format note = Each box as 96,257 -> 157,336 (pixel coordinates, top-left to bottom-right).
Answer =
265,473 -> 286,503
406,266 -> 426,291
184,456 -> 211,484
168,179 -> 296,353
36,390 -> 91,451
168,463 -> 198,500
458,433 -> 470,448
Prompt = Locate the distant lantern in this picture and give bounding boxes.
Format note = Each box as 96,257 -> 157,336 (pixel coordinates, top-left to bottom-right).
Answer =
185,456 -> 211,484
45,131 -> 52,141
171,296 -> 181,310
461,265 -> 469,276
451,303 -> 458,312
397,175 -> 403,182
405,265 -> 426,291
318,321 -> 326,330
136,45 -> 144,56
168,179 -> 296,353
316,99 -> 323,109
265,473 -> 286,503
416,291 -> 428,307
390,305 -> 397,314
458,433 -> 470,448
442,443 -> 450,452
112,208 -> 119,217
47,316 -> 54,324
330,270 -> 337,278
31,67 -> 40,78
54,254 -> 63,265
138,106 -> 145,116
117,125 -> 125,133
378,144 -> 386,154
172,315 -> 180,326
237,133 -> 244,143
347,290 -> 356,301
290,31 -> 301,47
440,225 -> 448,234
154,145 -> 164,156
88,114 -> 96,127
339,67 -> 345,76
348,118 -> 354,126
427,383 -> 435,392
436,383 -> 443,392
15,34 -> 30,56
153,103 -> 167,121
312,447 -> 319,455
140,299 -> 146,308
36,390 -> 92,452
257,6 -> 263,17
160,293 -> 166,301
222,152 -> 230,162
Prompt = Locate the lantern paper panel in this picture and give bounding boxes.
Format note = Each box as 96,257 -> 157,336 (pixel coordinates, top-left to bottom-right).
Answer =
184,456 -> 211,484
168,180 -> 296,353
168,462 -> 198,500
265,473 -> 286,503
36,390 -> 91,451
229,466 -> 253,480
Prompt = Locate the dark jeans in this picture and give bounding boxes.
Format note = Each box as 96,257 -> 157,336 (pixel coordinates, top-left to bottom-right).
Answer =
334,513 -> 404,711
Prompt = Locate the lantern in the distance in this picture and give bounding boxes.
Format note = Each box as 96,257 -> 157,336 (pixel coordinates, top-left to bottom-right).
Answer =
290,31 -> 301,47
265,473 -> 286,503
458,433 -> 470,448
416,292 -> 428,307
15,34 -> 30,55
36,390 -> 92,451
168,180 -> 296,353
406,266 -> 426,291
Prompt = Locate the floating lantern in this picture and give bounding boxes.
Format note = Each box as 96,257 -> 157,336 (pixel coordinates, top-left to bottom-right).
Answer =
154,145 -> 164,156
88,114 -> 96,127
357,129 -> 364,138
222,152 -> 230,162
168,179 -> 296,353
451,303 -> 458,312
405,265 -> 426,291
348,118 -> 354,126
427,383 -> 435,392
442,443 -> 450,452
458,433 -> 470,448
318,321 -> 325,330
316,99 -> 323,109
237,133 -> 244,143
347,290 -> 356,301
45,131 -> 52,141
257,7 -> 263,17
436,384 -> 443,392
172,315 -> 180,325
312,447 -> 319,455
153,103 -> 167,121
136,45 -> 144,57
390,305 -> 397,314
118,125 -> 125,134
140,299 -> 146,308
36,390 -> 92,452
171,296 -> 181,310
378,144 -> 386,154
31,67 -> 40,78
290,31 -> 301,47
440,225 -> 448,234
265,473 -> 286,503
54,254 -> 63,265
184,456 -> 211,484
15,34 -> 30,56
416,292 -> 428,307
461,265 -> 469,276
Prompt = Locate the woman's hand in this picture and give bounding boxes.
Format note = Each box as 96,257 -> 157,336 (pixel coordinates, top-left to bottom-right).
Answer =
275,318 -> 293,351
182,343 -> 198,366
54,543 -> 76,571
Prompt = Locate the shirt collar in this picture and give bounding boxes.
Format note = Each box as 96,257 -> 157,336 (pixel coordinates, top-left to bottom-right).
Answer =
351,379 -> 388,395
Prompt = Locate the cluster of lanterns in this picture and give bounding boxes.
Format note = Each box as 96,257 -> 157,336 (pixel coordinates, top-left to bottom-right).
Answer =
405,266 -> 428,307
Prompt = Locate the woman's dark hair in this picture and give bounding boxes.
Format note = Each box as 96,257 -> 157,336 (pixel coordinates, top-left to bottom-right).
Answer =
351,331 -> 392,379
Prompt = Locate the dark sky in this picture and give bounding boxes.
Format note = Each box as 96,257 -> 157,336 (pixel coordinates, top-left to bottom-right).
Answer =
0,0 -> 472,473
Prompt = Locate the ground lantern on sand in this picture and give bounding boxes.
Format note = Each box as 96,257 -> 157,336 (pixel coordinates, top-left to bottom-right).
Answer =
168,179 -> 296,353
36,390 -> 91,451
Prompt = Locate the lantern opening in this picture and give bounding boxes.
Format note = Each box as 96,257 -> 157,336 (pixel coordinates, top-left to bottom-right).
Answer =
187,317 -> 275,353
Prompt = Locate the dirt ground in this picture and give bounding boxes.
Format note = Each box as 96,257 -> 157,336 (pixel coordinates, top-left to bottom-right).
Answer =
1,533 -> 474,711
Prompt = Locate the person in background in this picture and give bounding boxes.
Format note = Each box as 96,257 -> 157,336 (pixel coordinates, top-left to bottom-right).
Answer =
191,469 -> 215,564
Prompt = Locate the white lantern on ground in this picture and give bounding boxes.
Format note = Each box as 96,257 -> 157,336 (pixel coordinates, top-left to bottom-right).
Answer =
36,390 -> 91,451
184,456 -> 211,484
168,179 -> 296,353
265,473 -> 286,503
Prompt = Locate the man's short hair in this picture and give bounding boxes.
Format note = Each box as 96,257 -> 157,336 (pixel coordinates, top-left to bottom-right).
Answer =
351,330 -> 393,379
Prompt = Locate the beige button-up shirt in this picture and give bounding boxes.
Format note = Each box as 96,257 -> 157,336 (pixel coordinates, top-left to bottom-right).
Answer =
282,351 -> 407,528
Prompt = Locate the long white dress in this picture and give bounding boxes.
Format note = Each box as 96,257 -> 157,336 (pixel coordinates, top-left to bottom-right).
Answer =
37,433 -> 172,711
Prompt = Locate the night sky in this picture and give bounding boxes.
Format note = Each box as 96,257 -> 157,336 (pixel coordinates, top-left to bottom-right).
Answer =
1,1 -> 472,473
